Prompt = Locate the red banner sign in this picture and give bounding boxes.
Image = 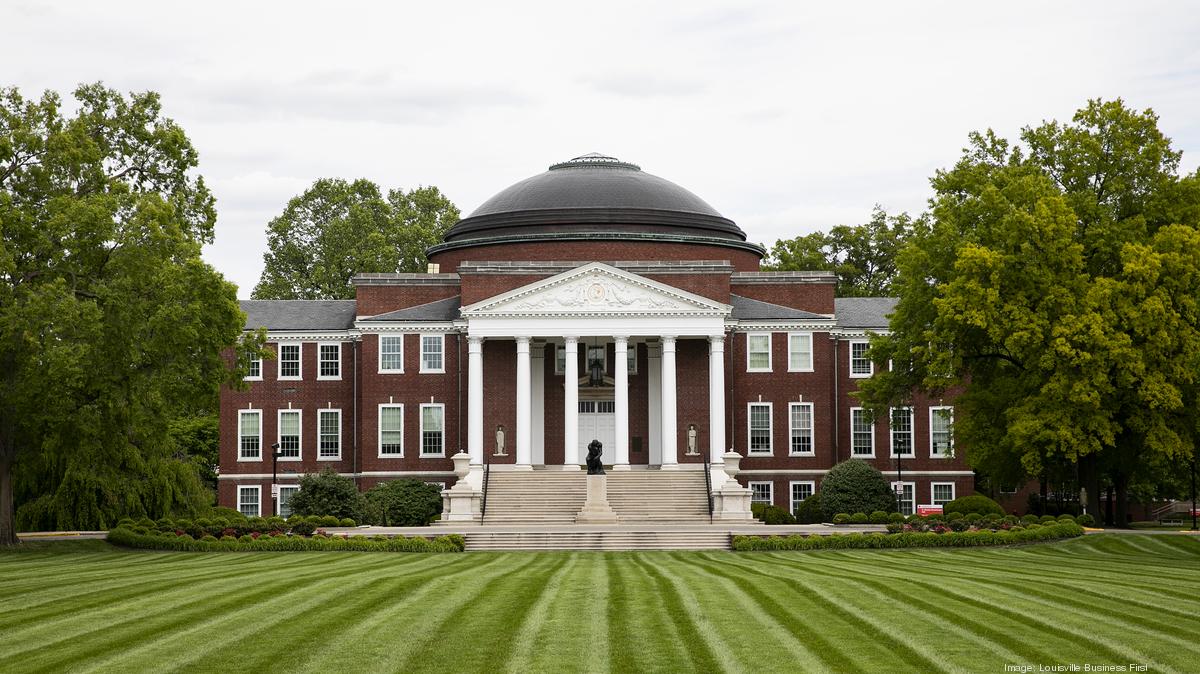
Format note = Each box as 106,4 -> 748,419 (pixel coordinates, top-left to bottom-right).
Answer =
917,505 -> 943,516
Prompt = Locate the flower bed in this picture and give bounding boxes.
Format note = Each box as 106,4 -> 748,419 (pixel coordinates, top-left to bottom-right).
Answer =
732,521 -> 1084,551
107,526 -> 464,553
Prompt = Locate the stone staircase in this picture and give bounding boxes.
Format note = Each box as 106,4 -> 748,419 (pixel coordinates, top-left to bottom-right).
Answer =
481,471 -> 587,525
606,470 -> 711,523
480,469 -> 712,525
465,529 -> 731,551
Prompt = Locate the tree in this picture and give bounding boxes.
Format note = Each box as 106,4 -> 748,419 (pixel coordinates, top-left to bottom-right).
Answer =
763,208 -> 915,296
820,459 -> 897,520
0,83 -> 262,544
363,479 -> 442,526
252,179 -> 460,300
858,100 -> 1200,526
286,468 -> 364,520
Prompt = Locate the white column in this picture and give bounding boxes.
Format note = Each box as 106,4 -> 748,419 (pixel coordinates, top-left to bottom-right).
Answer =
613,336 -> 630,470
532,343 -> 545,466
647,342 -> 661,465
515,336 -> 532,469
467,336 -> 484,465
563,336 -> 580,468
709,335 -> 726,464
660,335 -> 678,468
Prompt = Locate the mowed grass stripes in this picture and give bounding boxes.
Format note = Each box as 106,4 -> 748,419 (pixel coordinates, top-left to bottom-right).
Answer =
2,535 -> 1198,673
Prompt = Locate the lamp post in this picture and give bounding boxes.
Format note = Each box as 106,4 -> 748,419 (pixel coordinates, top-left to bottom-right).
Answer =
1191,452 -> 1197,532
271,442 -> 282,517
896,450 -> 904,515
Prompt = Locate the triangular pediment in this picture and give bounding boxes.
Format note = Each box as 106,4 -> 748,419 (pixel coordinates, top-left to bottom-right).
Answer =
460,263 -> 731,318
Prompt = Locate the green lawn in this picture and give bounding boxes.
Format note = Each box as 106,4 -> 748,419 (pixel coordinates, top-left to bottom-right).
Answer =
2,535 -> 1198,673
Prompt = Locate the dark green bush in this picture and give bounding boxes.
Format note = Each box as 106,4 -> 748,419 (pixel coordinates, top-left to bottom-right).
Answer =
943,494 -> 1004,517
832,513 -> 851,524
888,512 -> 905,523
750,502 -> 767,520
1057,514 -> 1075,522
732,522 -> 1085,551
820,460 -> 896,521
287,468 -> 366,520
317,515 -> 340,528
363,479 -> 443,527
212,506 -> 246,521
339,518 -> 356,527
1075,514 -> 1096,527
762,505 -> 796,525
849,512 -> 869,524
1020,514 -> 1039,525
947,512 -> 964,522
289,520 -> 317,536
793,491 -> 824,524
107,526 -> 464,553
868,511 -> 890,524
964,513 -> 982,523
1039,515 -> 1057,524
135,517 -> 156,529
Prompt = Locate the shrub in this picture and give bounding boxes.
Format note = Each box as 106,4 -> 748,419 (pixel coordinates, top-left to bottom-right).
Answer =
849,512 -> 869,524
793,492 -> 824,524
318,515 -> 341,528
107,526 -> 464,553
339,518 -> 356,527
363,479 -> 443,527
287,468 -> 366,520
117,518 -> 136,529
888,512 -> 905,523
750,502 -> 767,520
868,511 -> 890,524
135,517 -> 156,529
943,494 -> 1004,517
732,522 -> 1085,552
832,513 -> 851,525
212,506 -> 247,521
762,505 -> 796,525
964,513 -> 982,523
1039,515 -> 1057,524
1020,514 -> 1039,525
1075,513 -> 1096,527
289,520 -> 317,536
820,460 -> 896,521
1057,514 -> 1075,522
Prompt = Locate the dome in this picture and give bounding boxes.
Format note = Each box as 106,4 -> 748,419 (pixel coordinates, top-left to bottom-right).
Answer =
438,153 -> 751,244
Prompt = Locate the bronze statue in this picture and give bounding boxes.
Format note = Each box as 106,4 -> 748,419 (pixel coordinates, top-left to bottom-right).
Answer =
586,439 -> 605,474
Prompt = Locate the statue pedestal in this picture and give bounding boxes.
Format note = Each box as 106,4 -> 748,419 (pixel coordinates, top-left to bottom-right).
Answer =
575,474 -> 620,524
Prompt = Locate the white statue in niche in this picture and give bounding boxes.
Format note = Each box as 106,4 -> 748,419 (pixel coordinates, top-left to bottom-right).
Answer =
494,425 -> 507,456
685,424 -> 700,455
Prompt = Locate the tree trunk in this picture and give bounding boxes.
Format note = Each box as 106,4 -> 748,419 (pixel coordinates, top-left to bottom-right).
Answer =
1105,486 -> 1114,526
1078,454 -> 1101,525
0,455 -> 17,546
1114,473 -> 1130,528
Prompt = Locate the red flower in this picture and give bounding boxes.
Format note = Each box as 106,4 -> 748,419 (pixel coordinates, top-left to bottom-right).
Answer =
250,531 -> 261,539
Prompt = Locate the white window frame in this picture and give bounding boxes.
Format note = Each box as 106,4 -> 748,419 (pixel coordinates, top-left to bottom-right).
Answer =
278,342 -> 302,381
238,485 -> 261,518
889,406 -> 915,458
420,334 -> 445,374
277,485 -> 300,517
245,356 -> 262,381
747,402 -> 773,455
789,481 -> 815,516
378,403 -> 404,457
787,332 -> 814,372
317,408 -> 341,461
554,343 -> 566,375
626,342 -> 637,375
788,402 -> 814,456
931,482 -> 956,507
277,409 -> 302,461
317,342 -> 341,380
849,340 -> 873,378
237,409 -> 262,462
892,481 -> 916,516
930,406 -> 954,458
746,332 -> 772,372
419,403 -> 446,457
850,407 -> 875,458
749,481 -> 774,506
378,335 -> 405,374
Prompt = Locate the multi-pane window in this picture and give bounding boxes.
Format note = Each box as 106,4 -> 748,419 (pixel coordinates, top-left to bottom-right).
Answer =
748,403 -> 772,454
789,402 -> 814,455
849,340 -> 872,377
890,407 -> 914,457
788,333 -> 813,371
747,333 -> 772,371
749,482 -> 773,505
930,407 -> 953,457
420,335 -> 444,373
932,483 -> 956,507
379,404 -> 404,456
278,485 -> 300,517
851,408 -> 874,456
379,336 -> 404,373
318,409 -> 340,459
555,344 -> 567,374
318,343 -> 340,379
238,486 -> 260,518
790,481 -> 815,517
238,410 -> 261,460
278,410 -> 301,459
279,343 -> 301,379
420,404 -> 445,456
626,343 -> 637,374
893,482 -> 915,516
246,357 -> 262,381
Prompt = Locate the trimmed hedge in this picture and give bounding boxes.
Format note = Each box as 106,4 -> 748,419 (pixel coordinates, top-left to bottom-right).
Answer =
820,460 -> 896,521
942,494 -> 1004,517
107,526 -> 464,553
733,522 -> 1084,551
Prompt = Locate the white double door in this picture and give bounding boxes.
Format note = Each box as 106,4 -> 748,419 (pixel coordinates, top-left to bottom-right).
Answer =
577,400 -> 616,464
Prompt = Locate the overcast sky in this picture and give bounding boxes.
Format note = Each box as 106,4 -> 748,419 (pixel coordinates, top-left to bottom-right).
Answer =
5,1 -> 1199,296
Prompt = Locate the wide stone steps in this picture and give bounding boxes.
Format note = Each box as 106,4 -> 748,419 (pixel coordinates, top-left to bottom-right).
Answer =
479,469 -> 712,525
606,472 -> 710,523
482,473 -> 587,524
465,530 -> 731,551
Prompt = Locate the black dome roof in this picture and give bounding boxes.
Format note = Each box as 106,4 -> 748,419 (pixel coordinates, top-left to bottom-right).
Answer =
439,153 -> 749,244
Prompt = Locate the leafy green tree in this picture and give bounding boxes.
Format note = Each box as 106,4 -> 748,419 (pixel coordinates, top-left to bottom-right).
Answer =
168,414 -> 220,493
858,100 -> 1200,525
252,180 -> 459,300
363,479 -> 442,526
763,208 -> 915,297
286,468 -> 364,520
820,459 -> 897,520
0,83 -> 264,544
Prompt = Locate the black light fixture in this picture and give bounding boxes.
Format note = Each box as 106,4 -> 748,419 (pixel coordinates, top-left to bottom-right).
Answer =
587,339 -> 604,387
271,442 -> 282,516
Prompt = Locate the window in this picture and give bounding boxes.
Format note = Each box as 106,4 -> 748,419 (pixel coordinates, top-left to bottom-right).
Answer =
555,344 -> 567,374
747,333 -> 772,371
748,403 -> 773,454
245,356 -> 262,381
849,340 -> 872,377
892,482 -> 915,516
278,343 -> 301,380
318,343 -> 340,379
749,482 -> 773,505
930,406 -> 954,457
238,410 -> 261,461
788,332 -> 813,372
420,404 -> 445,457
890,407 -> 914,457
420,335 -> 444,373
586,345 -> 606,373
278,485 -> 300,517
379,404 -> 404,456
379,335 -> 404,373
626,343 -> 637,374
790,481 -> 815,517
318,409 -> 341,460
932,483 -> 956,507
788,402 -> 814,455
850,407 -> 874,457
278,410 -> 301,460
238,486 -> 260,518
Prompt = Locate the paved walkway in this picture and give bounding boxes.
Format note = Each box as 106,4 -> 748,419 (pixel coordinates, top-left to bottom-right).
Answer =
327,523 -> 890,536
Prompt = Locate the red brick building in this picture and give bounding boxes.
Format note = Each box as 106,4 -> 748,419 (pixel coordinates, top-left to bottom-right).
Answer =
218,154 -> 973,521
